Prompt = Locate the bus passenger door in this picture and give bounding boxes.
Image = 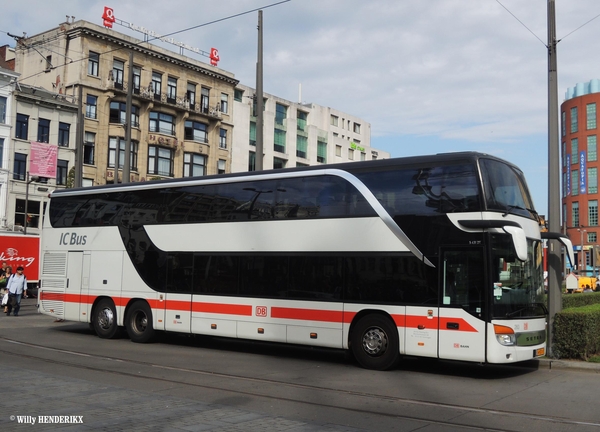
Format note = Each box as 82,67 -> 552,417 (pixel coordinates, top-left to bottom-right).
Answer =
438,249 -> 486,362
65,251 -> 83,321
163,253 -> 193,334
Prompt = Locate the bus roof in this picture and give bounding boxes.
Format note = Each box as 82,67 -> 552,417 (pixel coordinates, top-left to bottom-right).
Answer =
52,151 -> 516,197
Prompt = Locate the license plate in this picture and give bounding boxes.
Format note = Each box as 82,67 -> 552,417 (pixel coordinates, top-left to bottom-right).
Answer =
534,347 -> 545,357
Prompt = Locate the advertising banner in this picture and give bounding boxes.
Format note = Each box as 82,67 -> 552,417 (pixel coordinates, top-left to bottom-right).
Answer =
30,141 -> 58,178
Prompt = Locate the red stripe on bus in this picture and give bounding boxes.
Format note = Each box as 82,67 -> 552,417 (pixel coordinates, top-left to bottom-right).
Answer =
40,293 -> 479,332
192,302 -> 252,316
271,307 -> 344,323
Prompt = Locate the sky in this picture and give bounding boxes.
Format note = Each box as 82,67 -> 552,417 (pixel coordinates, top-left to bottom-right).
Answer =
1,0 -> 600,216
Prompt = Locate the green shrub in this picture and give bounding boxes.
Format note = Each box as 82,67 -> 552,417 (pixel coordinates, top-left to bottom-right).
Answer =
562,292 -> 600,309
553,303 -> 600,360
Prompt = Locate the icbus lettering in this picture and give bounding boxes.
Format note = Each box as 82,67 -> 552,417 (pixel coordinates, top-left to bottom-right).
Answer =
59,233 -> 87,246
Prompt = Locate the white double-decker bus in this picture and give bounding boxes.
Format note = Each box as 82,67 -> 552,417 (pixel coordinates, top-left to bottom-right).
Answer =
37,152 -> 572,370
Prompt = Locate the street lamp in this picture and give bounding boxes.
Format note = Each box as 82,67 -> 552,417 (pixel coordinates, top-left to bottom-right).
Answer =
23,171 -> 40,235
578,228 -> 587,272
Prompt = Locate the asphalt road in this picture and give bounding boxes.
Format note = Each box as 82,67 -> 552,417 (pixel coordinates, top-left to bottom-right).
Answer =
1,298 -> 600,431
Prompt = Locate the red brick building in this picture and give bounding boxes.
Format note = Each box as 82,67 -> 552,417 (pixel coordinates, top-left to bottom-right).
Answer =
562,79 -> 600,271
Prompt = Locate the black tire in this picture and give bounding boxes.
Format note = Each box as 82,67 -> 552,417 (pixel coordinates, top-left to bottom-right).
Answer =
125,301 -> 155,343
351,314 -> 400,370
92,298 -> 119,339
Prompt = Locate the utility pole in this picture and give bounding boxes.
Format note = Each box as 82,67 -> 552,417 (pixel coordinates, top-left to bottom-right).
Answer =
547,0 -> 562,357
123,51 -> 133,184
255,10 -> 264,171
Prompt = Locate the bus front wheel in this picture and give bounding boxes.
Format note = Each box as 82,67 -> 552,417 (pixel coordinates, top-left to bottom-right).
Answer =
93,298 -> 119,339
351,314 -> 399,370
125,301 -> 155,343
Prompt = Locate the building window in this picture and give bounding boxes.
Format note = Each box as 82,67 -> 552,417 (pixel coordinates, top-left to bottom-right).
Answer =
13,153 -> 26,180
587,103 -> 597,130
249,121 -> 256,146
275,103 -> 287,125
572,169 -> 579,196
201,87 -> 209,114
0,138 -> 3,167
330,115 -> 338,127
589,167 -> 598,194
15,198 -> 39,229
82,178 -> 94,187
133,66 -> 141,94
589,232 -> 597,243
58,122 -> 70,147
572,138 -> 578,162
37,118 -> 50,143
84,132 -> 95,165
184,121 -> 208,143
217,159 -> 226,174
110,102 -> 139,127
149,112 -> 175,135
589,200 -> 598,226
183,153 -> 206,177
317,140 -> 327,163
274,129 -> 286,153
148,146 -> 173,177
56,160 -> 68,185
297,111 -> 307,132
109,137 -> 138,170
572,202 -> 579,227
234,88 -> 244,102
152,72 -> 162,100
0,96 -> 6,123
273,157 -> 286,169
86,95 -> 97,119
348,148 -> 354,160
353,122 -> 361,134
112,59 -> 124,88
296,135 -> 307,159
15,114 -> 29,140
361,152 -> 366,161
219,128 -> 227,149
248,151 -> 255,172
186,83 -> 196,106
167,76 -> 177,103
562,111 -> 566,137
571,106 -> 578,133
220,93 -> 228,114
336,145 -> 342,157
588,136 -> 597,162
88,51 -> 99,76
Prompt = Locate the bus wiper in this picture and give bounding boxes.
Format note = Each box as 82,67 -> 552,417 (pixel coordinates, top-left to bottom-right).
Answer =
502,205 -> 526,217
502,205 -> 539,221
506,303 -> 547,318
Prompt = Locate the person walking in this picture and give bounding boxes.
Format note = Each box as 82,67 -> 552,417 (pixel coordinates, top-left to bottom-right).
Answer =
5,266 -> 27,316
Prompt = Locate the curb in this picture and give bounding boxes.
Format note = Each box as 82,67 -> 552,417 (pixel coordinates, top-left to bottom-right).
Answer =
536,357 -> 600,372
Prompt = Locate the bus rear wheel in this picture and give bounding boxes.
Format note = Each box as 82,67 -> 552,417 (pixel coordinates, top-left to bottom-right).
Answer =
125,301 -> 155,343
93,298 -> 119,339
351,314 -> 399,370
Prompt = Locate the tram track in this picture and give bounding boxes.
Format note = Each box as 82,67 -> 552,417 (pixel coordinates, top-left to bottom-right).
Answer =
1,336 -> 598,432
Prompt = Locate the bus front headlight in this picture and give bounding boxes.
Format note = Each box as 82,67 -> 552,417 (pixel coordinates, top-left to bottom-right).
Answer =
494,324 -> 516,346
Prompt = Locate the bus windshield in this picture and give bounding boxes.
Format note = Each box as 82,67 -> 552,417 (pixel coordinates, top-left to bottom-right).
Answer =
480,158 -> 537,220
491,234 -> 546,318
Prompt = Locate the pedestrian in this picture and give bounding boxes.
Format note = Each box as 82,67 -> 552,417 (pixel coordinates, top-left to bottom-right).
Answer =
2,265 -> 11,314
5,266 -> 27,316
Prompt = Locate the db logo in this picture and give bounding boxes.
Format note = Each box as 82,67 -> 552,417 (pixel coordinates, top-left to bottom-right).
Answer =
255,306 -> 267,317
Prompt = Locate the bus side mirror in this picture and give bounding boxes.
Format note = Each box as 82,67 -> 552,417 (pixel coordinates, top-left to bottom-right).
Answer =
502,225 -> 528,262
